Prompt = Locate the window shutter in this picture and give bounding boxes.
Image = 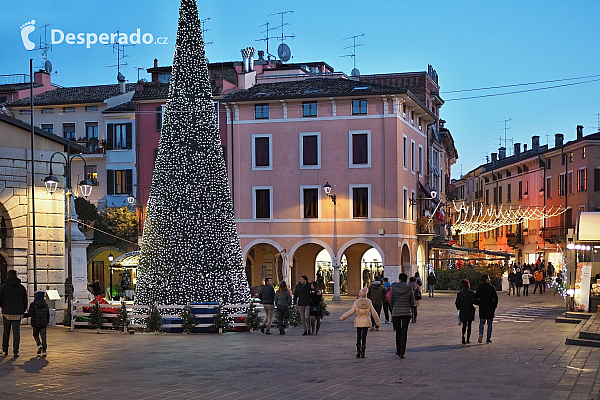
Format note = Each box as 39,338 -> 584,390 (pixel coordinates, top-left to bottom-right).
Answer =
106,124 -> 114,150
126,169 -> 133,194
106,170 -> 114,195
126,123 -> 133,149
156,106 -> 162,131
595,169 -> 600,192
302,135 -> 318,166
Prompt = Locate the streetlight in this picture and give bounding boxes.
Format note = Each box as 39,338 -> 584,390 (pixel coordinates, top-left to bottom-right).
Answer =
44,151 -> 93,319
323,182 -> 340,301
108,252 -> 114,262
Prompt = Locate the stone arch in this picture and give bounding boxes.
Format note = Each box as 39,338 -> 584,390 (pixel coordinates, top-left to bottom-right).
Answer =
336,238 -> 385,266
242,240 -> 285,287
401,243 -> 411,273
289,238 -> 334,262
288,239 -> 334,288
242,239 -> 284,258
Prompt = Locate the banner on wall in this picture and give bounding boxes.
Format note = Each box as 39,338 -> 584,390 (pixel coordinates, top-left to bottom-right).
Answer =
574,262 -> 592,312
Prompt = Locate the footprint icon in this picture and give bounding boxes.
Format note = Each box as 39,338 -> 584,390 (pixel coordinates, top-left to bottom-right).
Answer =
20,20 -> 36,51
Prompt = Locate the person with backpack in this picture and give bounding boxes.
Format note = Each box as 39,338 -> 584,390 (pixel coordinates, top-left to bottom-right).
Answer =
25,291 -> 50,356
340,287 -> 380,358
455,279 -> 477,345
0,270 -> 28,357
367,275 -> 386,331
409,276 -> 422,323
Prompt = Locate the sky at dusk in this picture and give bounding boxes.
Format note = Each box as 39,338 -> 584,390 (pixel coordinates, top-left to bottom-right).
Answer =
1,0 -> 599,178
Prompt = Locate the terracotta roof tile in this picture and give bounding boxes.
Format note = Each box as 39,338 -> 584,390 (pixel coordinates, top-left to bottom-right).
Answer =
6,83 -> 136,107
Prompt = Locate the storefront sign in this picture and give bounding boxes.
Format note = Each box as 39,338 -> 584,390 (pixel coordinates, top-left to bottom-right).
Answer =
574,262 -> 592,312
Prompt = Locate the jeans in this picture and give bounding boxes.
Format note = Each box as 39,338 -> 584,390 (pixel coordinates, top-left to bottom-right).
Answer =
276,305 -> 289,330
523,284 -> 529,296
356,327 -> 368,347
508,282 -> 516,295
412,307 -> 418,322
392,316 -> 412,356
462,320 -> 472,341
33,326 -> 47,350
428,285 -> 435,296
542,280 -> 546,293
371,304 -> 382,327
479,318 -> 493,341
533,281 -> 543,294
516,286 -> 521,296
262,304 -> 274,330
382,302 -> 390,322
2,317 -> 21,355
298,305 -> 311,333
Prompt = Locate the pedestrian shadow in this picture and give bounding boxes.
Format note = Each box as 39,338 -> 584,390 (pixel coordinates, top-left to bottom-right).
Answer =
0,357 -> 17,378
409,344 -> 469,353
18,356 -> 49,374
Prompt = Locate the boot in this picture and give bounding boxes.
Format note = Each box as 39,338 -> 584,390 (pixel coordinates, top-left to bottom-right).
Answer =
360,346 -> 366,358
279,327 -> 285,335
356,345 -> 361,358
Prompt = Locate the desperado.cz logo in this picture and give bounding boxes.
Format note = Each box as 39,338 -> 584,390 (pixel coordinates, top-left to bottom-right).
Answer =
20,20 -> 168,50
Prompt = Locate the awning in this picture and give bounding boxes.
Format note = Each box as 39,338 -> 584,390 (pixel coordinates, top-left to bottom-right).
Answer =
418,182 -> 440,205
430,244 -> 514,259
577,212 -> 600,241
110,251 -> 140,268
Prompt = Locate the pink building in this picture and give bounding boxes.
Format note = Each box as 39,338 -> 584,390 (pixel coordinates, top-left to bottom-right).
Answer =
0,71 -> 55,105
222,66 -> 456,296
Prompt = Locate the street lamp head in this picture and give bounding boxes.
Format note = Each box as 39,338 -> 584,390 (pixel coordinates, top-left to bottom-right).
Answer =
567,243 -> 575,250
324,182 -> 332,195
79,179 -> 93,198
127,195 -> 135,205
575,244 -> 582,250
44,174 -> 59,194
108,252 -> 114,262
430,190 -> 437,199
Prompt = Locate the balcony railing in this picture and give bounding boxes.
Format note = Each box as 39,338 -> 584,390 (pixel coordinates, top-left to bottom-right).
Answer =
540,225 -> 573,242
75,138 -> 105,154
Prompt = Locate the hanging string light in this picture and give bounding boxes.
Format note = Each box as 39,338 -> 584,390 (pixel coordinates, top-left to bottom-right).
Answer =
451,201 -> 570,235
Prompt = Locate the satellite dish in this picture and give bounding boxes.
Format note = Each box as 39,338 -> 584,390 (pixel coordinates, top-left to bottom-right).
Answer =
351,68 -> 360,77
277,43 -> 291,62
44,60 -> 52,74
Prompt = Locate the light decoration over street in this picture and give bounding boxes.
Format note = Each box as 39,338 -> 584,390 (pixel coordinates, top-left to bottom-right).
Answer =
135,0 -> 250,307
451,201 -> 570,235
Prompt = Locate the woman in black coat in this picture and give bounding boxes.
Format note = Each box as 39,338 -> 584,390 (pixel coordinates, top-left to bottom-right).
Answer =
455,279 -> 477,345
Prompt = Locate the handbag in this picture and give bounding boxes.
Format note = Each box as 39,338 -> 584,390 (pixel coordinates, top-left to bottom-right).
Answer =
415,290 -> 422,301
310,305 -> 320,313
456,311 -> 461,325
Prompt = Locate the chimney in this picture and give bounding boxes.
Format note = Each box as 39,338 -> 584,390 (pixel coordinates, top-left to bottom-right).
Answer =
577,125 -> 584,140
524,144 -> 528,152
532,135 -> 540,151
241,48 -> 252,72
117,72 -> 126,94
555,133 -> 564,148
33,70 -> 51,87
491,152 -> 497,167
258,50 -> 265,61
498,147 -> 506,160
514,142 -> 521,157
154,58 -> 158,68
247,47 -> 256,71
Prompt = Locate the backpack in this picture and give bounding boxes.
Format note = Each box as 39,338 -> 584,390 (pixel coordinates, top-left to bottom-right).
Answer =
414,289 -> 422,301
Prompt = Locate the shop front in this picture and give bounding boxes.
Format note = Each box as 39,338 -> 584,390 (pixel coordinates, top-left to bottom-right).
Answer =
572,212 -> 600,312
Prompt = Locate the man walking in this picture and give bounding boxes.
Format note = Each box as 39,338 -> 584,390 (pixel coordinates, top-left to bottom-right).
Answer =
0,270 -> 28,357
293,276 -> 311,335
367,275 -> 386,331
259,278 -> 275,334
475,274 -> 498,344
533,269 -> 544,294
427,272 -> 436,297
508,268 -> 516,295
389,273 -> 414,358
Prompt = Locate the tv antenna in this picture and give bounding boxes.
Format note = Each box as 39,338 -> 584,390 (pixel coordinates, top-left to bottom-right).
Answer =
135,67 -> 146,82
200,17 -> 213,46
591,113 -> 600,132
499,119 -> 511,149
268,11 -> 294,62
256,21 -> 277,60
341,33 -> 364,77
33,24 -> 53,73
105,32 -> 134,77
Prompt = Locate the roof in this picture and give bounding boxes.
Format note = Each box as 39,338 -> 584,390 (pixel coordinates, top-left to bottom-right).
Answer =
102,101 -> 135,113
6,83 -> 136,107
0,83 -> 43,93
222,77 -> 419,102
0,113 -> 88,153
132,83 -> 170,101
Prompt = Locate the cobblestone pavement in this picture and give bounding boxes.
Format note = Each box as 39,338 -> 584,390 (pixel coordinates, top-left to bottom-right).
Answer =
0,291 -> 598,399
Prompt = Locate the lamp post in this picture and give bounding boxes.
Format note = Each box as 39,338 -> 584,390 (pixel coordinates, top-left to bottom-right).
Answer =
44,151 -> 93,318
324,182 -> 340,301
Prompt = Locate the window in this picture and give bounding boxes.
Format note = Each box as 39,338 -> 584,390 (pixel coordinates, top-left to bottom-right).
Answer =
107,122 -> 132,150
582,147 -> 587,159
546,177 -> 552,198
19,110 -> 31,115
352,99 -> 367,115
349,131 -> 370,167
85,105 -> 98,112
85,122 -> 98,140
41,123 -> 53,133
402,104 -> 407,119
486,189 -> 489,205
352,187 -> 369,218
299,132 -> 320,169
595,169 -> 600,192
506,170 -> 511,177
156,105 -> 165,131
63,123 -> 75,140
403,136 -> 408,169
63,107 -> 75,113
253,187 -> 272,219
418,117 -> 422,131
302,101 -> 317,117
158,73 -> 171,83
418,145 -> 423,176
302,187 -> 319,218
403,188 -> 408,219
569,152 -> 573,162
411,140 -> 415,172
85,165 -> 98,186
41,108 -> 53,114
493,187 -> 498,204
559,174 -> 566,196
106,169 -> 133,195
547,158 -> 551,169
254,104 -> 269,119
507,183 -> 512,203
0,96 -> 6,104
410,110 -> 414,125
578,168 -> 587,192
568,171 -> 573,194
499,186 -> 503,204
252,134 -> 272,170
518,181 -> 523,199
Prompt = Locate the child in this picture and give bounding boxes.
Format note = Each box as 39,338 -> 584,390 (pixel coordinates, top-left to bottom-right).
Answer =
27,291 -> 50,356
340,287 -> 381,358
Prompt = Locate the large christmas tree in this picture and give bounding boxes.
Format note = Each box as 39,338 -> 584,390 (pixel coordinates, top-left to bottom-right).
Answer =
135,0 -> 250,306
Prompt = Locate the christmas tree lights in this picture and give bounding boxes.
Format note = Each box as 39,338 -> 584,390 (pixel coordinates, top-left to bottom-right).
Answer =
135,0 -> 250,307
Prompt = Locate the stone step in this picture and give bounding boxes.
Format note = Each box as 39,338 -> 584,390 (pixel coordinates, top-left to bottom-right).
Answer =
565,312 -> 592,320
565,337 -> 600,348
556,316 -> 584,324
579,331 -> 600,341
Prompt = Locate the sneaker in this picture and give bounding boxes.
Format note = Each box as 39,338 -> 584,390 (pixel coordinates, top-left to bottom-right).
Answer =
486,340 -> 492,344
42,351 -> 47,356
0,351 -> 7,356
375,327 -> 381,331
13,352 -> 19,358
478,334 -> 483,343
37,346 -> 43,355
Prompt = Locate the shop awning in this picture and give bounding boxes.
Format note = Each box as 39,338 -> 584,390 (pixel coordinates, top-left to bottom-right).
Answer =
577,212 -> 600,241
430,244 -> 514,259
110,251 -> 140,268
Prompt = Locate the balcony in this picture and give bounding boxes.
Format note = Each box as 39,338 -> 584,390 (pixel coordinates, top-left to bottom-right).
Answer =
75,138 -> 106,154
540,225 -> 573,243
